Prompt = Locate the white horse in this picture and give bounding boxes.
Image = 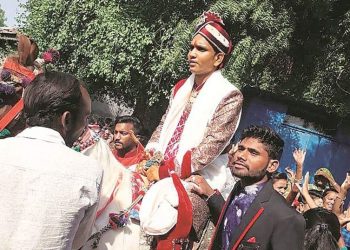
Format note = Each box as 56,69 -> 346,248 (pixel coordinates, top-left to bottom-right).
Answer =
80,138 -> 144,250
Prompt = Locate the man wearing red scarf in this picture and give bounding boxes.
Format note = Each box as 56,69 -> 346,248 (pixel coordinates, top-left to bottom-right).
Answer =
111,115 -> 146,168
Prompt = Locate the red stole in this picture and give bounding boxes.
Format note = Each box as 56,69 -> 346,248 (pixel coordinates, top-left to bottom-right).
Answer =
113,145 -> 144,167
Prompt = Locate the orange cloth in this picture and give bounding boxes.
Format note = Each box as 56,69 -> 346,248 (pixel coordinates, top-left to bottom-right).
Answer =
113,145 -> 145,167
3,58 -> 36,81
0,58 -> 36,132
0,98 -> 23,131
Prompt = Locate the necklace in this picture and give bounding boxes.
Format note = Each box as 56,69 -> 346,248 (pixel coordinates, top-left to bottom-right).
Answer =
189,81 -> 205,103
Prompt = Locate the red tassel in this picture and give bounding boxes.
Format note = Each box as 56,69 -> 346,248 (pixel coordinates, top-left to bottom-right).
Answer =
203,11 -> 224,25
159,158 -> 175,179
180,151 -> 192,179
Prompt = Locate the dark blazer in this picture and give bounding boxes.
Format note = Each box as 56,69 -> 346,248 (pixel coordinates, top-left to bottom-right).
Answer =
207,180 -> 305,250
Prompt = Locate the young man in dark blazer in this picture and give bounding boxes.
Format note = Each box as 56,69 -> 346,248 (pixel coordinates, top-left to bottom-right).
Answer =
188,125 -> 305,250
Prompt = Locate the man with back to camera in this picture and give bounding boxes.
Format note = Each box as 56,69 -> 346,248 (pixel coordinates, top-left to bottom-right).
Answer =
0,71 -> 103,249
188,125 -> 305,250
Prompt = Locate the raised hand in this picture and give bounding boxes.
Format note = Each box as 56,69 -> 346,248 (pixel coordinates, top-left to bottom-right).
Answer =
341,172 -> 350,192
228,143 -> 238,166
228,143 -> 238,155
293,148 -> 306,167
296,172 -> 317,209
285,166 -> 295,182
301,172 -> 310,196
339,210 -> 350,226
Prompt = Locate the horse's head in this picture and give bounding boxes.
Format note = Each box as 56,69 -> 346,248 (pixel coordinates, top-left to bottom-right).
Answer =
0,33 -> 38,137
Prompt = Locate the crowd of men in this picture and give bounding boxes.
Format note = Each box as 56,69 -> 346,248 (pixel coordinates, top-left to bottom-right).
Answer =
1,72 -> 350,250
1,10 -> 349,250
82,112 -> 350,250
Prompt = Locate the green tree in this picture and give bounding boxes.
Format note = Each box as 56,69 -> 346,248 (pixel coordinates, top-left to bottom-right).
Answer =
18,0 -> 210,128
19,0 -> 350,130
0,5 -> 6,27
0,5 -> 13,60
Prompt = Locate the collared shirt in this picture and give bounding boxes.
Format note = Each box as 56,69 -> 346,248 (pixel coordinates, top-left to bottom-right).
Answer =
222,182 -> 266,250
0,127 -> 103,250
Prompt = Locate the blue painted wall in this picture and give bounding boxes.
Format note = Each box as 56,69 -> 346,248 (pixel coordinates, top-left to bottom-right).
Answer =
235,96 -> 350,188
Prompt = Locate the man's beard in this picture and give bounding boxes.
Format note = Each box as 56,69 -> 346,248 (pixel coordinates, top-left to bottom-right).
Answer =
114,141 -> 123,149
230,164 -> 268,183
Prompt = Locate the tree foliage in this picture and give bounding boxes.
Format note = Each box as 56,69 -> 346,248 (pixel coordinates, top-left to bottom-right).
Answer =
0,5 -> 13,61
19,0 -> 209,125
0,5 -> 6,27
19,0 -> 350,128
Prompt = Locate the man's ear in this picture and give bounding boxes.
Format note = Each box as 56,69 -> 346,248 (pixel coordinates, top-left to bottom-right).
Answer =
61,111 -> 73,132
267,159 -> 280,173
214,52 -> 225,67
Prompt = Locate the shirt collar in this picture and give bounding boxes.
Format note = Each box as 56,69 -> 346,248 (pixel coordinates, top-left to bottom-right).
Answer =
239,181 -> 267,196
16,126 -> 66,145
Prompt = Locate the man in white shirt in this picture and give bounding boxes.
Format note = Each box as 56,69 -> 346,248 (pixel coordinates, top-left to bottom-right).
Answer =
0,71 -> 103,249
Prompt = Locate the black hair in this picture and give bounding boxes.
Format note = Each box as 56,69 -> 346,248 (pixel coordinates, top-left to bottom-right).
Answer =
309,189 -> 323,199
314,174 -> 331,189
101,117 -> 113,130
240,125 -> 284,160
104,117 -> 113,126
114,115 -> 143,136
87,114 -> 99,125
298,194 -> 306,204
271,172 -> 287,182
97,116 -> 105,128
114,115 -> 149,145
322,188 -> 338,199
303,208 -> 340,250
24,71 -> 83,128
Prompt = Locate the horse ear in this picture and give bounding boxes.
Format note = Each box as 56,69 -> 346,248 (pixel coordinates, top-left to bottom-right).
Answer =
17,33 -> 32,66
28,40 -> 39,66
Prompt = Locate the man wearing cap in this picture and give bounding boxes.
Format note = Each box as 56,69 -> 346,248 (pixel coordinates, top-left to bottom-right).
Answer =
188,125 -> 305,250
314,167 -> 341,192
142,11 -> 243,246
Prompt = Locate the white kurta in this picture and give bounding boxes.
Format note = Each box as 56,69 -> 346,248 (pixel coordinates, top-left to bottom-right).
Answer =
0,127 -> 103,250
